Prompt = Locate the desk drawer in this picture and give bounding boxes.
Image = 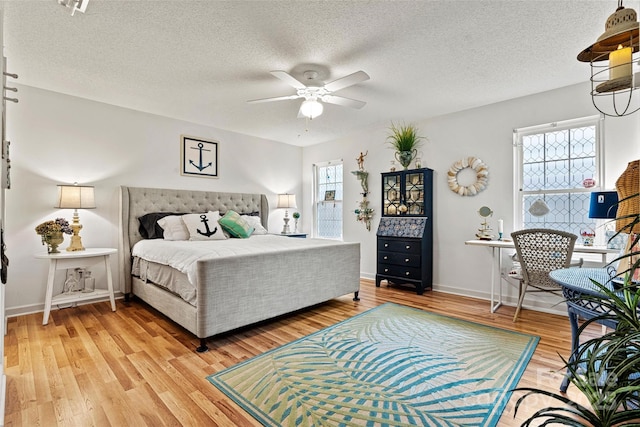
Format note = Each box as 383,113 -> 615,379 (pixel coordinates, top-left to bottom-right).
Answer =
378,238 -> 421,254
378,252 -> 420,267
378,263 -> 421,280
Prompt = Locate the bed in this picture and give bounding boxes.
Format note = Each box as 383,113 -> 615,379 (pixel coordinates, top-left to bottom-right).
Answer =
119,186 -> 360,352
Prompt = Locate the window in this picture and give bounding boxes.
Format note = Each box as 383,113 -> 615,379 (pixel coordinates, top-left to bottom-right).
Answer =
514,116 -> 603,238
314,160 -> 343,239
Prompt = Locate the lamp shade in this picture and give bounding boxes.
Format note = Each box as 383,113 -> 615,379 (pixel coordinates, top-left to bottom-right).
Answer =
578,5 -> 639,62
56,185 -> 96,209
299,99 -> 323,119
276,194 -> 297,209
588,191 -> 618,219
577,4 -> 640,117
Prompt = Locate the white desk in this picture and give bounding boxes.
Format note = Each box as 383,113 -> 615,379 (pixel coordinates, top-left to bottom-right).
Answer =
35,248 -> 117,325
464,239 -> 619,313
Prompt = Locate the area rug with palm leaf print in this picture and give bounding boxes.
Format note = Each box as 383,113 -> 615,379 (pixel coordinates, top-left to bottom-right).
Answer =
207,302 -> 539,426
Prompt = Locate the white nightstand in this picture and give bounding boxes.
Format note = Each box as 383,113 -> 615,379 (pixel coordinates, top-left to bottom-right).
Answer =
35,248 -> 117,325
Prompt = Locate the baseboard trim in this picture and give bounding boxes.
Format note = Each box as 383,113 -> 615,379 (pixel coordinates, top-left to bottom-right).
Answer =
6,292 -> 124,319
362,275 -> 568,317
8,278 -> 567,319
433,283 -> 567,317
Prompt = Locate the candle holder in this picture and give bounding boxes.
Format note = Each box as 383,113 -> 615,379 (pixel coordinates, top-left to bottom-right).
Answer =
497,219 -> 504,241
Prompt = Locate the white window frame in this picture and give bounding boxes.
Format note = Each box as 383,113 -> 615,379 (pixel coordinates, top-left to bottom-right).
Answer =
312,159 -> 343,240
513,115 -> 604,233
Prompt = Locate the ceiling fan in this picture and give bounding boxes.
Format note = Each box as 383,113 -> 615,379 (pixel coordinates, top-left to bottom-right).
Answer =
248,70 -> 370,119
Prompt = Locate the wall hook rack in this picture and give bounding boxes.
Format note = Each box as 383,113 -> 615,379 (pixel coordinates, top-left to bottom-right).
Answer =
3,62 -> 19,104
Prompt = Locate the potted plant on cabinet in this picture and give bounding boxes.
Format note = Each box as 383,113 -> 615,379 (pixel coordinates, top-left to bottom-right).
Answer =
386,122 -> 424,170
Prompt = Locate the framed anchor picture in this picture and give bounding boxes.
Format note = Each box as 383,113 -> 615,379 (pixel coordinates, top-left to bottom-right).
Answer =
181,135 -> 219,178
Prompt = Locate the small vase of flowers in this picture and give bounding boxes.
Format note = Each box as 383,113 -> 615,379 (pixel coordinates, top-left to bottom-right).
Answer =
355,198 -> 374,231
292,212 -> 300,233
35,218 -> 72,253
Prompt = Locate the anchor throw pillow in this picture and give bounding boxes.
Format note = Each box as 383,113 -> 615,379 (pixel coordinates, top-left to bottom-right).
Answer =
182,211 -> 227,241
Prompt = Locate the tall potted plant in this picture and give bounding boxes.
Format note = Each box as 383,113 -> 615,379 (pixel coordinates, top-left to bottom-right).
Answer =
386,122 -> 423,170
513,214 -> 640,425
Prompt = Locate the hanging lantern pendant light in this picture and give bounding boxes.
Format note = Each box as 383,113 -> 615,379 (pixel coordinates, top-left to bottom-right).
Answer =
578,1 -> 640,117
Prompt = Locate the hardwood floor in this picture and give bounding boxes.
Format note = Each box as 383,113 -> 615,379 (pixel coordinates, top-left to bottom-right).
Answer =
4,279 -> 602,426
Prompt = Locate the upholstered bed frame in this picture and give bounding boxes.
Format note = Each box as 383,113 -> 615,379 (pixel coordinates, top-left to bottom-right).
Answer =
119,186 -> 361,352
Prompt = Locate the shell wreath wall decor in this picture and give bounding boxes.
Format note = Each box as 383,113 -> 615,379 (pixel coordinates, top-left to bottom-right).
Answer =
447,157 -> 489,196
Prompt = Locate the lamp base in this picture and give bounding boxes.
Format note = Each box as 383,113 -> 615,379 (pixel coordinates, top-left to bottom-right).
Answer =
66,211 -> 85,251
595,75 -> 633,93
66,234 -> 85,251
281,217 -> 291,235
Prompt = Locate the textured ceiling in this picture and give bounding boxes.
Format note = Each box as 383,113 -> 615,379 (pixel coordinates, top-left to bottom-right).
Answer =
1,0 -> 631,147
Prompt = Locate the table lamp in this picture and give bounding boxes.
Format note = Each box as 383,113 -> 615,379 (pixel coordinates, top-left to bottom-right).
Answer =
277,193 -> 297,234
56,183 -> 96,251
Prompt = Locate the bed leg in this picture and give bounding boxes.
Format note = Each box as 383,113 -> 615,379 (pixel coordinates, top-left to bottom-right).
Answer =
353,291 -> 360,301
124,293 -> 130,302
196,339 -> 209,353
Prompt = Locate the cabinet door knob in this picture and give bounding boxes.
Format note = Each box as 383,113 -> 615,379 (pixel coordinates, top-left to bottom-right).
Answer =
405,271 -> 410,276
383,256 -> 388,260
384,268 -> 389,272
405,258 -> 409,263
406,245 -> 411,249
384,243 -> 389,248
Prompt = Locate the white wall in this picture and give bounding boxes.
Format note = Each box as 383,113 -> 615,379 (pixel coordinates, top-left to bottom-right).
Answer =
5,85 -> 302,315
7,81 -> 639,318
304,81 -> 639,313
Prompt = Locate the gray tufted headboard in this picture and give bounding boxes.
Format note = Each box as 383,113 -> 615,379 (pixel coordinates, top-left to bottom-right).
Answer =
119,186 -> 269,294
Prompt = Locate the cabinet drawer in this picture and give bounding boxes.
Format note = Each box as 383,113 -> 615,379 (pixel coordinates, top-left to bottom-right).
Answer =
378,264 -> 421,280
378,252 -> 420,267
378,238 -> 421,254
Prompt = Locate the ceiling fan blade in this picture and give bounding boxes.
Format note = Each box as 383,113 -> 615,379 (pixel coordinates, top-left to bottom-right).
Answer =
324,71 -> 370,92
247,94 -> 302,104
270,70 -> 307,89
321,95 -> 366,109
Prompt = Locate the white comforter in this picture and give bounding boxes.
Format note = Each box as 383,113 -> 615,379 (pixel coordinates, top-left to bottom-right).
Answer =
132,234 -> 342,286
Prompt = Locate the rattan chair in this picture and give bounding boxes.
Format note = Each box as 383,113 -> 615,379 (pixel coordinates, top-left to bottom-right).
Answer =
511,228 -> 579,322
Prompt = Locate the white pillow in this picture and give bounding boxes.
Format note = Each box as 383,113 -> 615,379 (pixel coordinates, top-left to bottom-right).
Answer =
242,215 -> 268,235
182,211 -> 227,241
157,215 -> 189,241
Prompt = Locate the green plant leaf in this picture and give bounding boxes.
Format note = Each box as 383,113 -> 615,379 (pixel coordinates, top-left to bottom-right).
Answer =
386,122 -> 424,152
514,237 -> 640,426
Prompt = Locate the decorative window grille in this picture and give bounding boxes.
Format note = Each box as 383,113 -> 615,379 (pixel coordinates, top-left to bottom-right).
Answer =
514,116 -> 603,238
314,161 -> 343,239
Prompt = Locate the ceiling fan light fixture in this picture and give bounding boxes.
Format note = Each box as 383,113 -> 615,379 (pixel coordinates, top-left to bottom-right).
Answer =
247,69 -> 369,119
300,99 -> 323,119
